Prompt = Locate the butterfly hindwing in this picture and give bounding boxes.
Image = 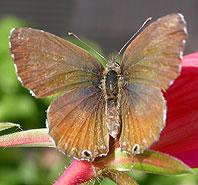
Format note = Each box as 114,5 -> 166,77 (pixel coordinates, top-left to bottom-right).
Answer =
47,86 -> 109,161
120,83 -> 166,154
119,14 -> 187,155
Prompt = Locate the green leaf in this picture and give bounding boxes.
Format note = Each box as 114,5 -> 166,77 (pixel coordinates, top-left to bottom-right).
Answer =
133,150 -> 194,175
94,148 -> 194,176
0,128 -> 55,147
0,122 -> 21,132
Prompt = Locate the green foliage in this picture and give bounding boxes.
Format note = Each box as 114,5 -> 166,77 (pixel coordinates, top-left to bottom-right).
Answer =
0,16 -> 56,185
0,16 -> 48,129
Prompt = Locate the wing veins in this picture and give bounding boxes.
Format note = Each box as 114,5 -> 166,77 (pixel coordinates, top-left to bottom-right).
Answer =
15,51 -> 101,75
124,47 -> 180,70
73,95 -> 102,155
125,90 -> 141,147
126,90 -> 152,148
128,63 -> 177,74
38,80 -> 94,97
44,33 -> 100,69
51,90 -> 99,133
60,93 -> 103,156
27,70 -> 96,85
126,90 -> 150,146
126,77 -> 167,88
124,29 -> 183,63
20,63 -> 100,76
127,89 -> 161,137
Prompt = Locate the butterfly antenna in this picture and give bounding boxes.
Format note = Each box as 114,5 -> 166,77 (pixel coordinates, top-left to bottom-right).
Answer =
115,17 -> 152,59
68,32 -> 107,62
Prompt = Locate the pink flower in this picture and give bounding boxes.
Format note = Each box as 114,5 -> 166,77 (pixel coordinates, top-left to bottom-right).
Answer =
151,52 -> 198,168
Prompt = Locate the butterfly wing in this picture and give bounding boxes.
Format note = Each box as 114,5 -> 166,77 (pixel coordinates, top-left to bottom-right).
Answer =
10,28 -> 103,97
48,86 -> 108,161
10,28 -> 108,161
119,14 -> 187,155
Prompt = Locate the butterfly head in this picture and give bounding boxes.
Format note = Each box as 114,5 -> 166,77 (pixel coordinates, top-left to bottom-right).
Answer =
105,56 -> 120,73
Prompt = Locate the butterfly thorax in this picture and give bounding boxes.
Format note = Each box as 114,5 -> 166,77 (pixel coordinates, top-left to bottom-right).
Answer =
102,60 -> 124,138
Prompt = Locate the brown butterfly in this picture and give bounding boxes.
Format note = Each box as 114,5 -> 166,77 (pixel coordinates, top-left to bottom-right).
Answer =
9,13 -> 187,161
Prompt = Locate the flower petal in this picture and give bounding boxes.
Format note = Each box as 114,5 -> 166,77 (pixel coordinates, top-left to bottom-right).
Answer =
151,52 -> 198,168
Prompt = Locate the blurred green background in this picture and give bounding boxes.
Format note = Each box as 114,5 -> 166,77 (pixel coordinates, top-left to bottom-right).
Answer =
0,1 -> 198,184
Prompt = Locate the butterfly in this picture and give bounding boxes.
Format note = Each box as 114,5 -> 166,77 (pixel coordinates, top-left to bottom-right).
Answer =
9,13 -> 187,161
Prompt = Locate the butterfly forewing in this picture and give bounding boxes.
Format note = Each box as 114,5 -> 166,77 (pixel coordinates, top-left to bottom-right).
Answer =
121,14 -> 187,91
10,28 -> 103,97
119,14 -> 187,155
48,86 -> 109,161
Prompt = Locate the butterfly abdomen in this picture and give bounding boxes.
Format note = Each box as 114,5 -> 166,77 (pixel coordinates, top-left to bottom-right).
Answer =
102,60 -> 124,138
